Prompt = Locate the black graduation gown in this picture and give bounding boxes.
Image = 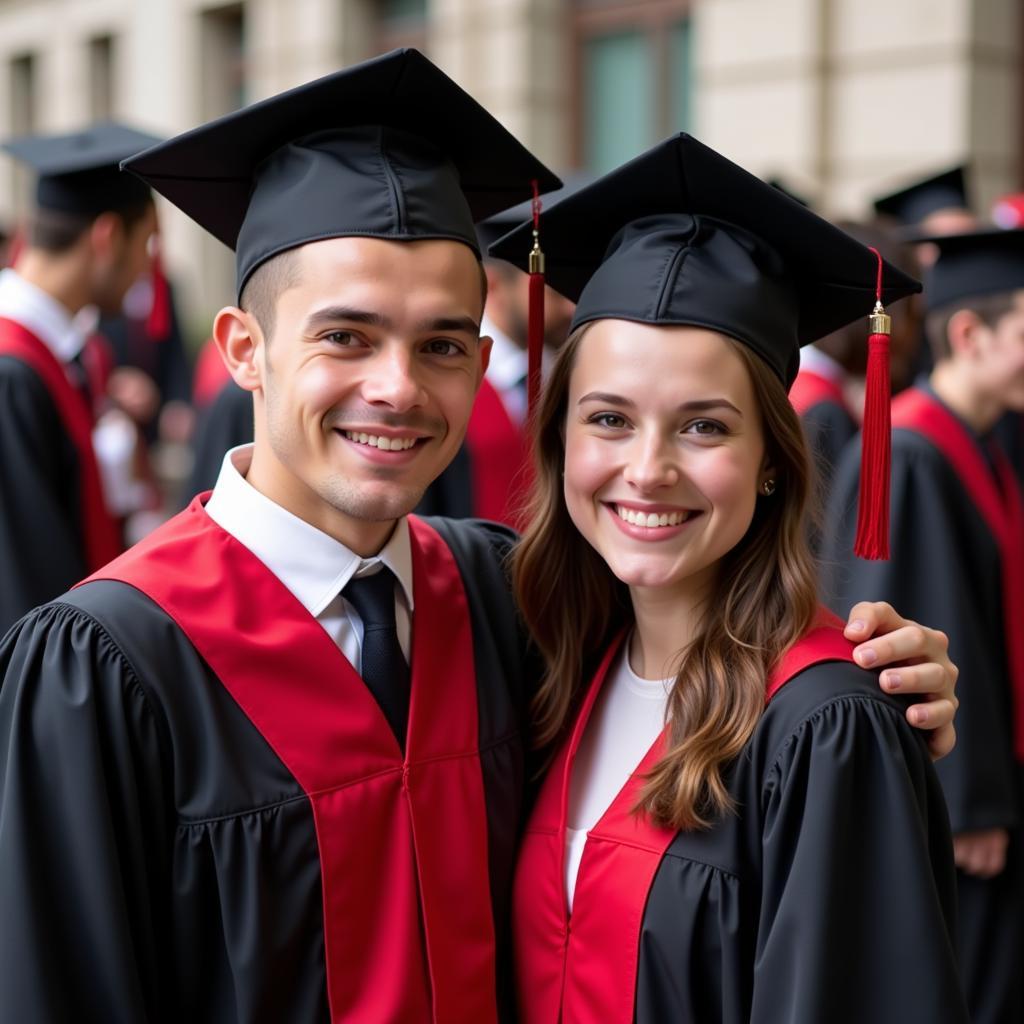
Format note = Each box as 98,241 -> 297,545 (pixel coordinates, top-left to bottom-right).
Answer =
0,505 -> 530,1023
0,354 -> 86,633
513,629 -> 967,1023
801,397 -> 857,494
0,320 -> 121,635
788,367 -> 857,509
993,409 -> 1024,486
821,389 -> 1024,1024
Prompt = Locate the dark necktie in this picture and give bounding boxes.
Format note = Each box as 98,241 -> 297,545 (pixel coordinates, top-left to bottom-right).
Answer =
342,568 -> 410,750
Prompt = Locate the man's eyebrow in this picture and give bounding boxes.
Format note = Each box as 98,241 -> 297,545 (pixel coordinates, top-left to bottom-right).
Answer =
302,308 -> 480,335
304,307 -> 391,331
414,316 -> 481,335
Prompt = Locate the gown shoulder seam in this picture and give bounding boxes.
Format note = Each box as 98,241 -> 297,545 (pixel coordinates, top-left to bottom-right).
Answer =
47,596 -> 174,770
763,690 -> 912,781
177,790 -> 311,827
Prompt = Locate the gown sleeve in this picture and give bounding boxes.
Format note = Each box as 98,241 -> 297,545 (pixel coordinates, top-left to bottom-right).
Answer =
821,434 -> 1018,834
752,680 -> 968,1023
0,359 -> 88,633
0,600 -> 173,1022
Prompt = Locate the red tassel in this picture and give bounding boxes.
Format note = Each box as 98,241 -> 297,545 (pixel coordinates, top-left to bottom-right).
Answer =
526,180 -> 545,419
853,247 -> 892,560
146,240 -> 172,342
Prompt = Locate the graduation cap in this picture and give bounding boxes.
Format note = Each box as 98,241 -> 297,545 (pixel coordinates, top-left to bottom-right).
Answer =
491,133 -> 922,560
121,48 -> 561,299
920,227 -> 1024,311
2,121 -> 160,216
872,165 -> 969,228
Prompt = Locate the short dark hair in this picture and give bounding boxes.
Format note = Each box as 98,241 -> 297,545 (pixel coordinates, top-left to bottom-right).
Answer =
925,290 -> 1020,361
239,248 -> 303,341
29,198 -> 153,254
240,243 -> 489,342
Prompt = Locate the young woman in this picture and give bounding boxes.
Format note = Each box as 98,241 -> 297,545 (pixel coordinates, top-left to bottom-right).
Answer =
492,135 -> 969,1023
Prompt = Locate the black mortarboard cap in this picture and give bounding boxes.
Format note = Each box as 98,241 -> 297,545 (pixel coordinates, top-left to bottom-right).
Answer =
920,227 -> 1024,311
2,121 -> 159,216
872,166 -> 969,227
122,48 -> 561,299
489,133 -> 920,388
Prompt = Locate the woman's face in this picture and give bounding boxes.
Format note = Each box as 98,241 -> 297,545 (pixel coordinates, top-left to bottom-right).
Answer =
563,320 -> 769,599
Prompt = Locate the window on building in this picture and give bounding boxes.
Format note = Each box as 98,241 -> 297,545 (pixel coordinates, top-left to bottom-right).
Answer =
574,0 -> 693,174
198,3 -> 247,320
10,53 -> 35,136
200,3 -> 247,119
9,53 -> 36,214
89,35 -> 116,121
374,0 -> 428,56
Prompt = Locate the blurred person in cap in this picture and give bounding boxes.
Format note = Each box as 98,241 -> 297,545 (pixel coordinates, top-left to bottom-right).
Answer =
0,121 -> 159,633
873,164 -> 979,382
790,220 -> 922,513
98,242 -> 195,446
823,228 -> 1024,1024
874,164 -> 978,258
0,50 -> 963,1024
987,193 -> 1024,481
417,181 -> 579,525
492,134 -> 967,1023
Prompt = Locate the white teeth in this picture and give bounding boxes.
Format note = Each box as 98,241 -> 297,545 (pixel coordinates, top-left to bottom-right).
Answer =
615,505 -> 689,528
343,431 -> 417,451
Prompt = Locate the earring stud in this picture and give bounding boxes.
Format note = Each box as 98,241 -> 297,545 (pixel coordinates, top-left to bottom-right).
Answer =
761,479 -> 777,496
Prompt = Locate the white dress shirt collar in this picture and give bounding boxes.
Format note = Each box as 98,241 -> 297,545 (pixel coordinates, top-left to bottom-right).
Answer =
0,268 -> 97,362
204,445 -> 415,619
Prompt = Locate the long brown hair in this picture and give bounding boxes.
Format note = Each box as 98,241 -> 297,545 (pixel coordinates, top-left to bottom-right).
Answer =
512,324 -> 819,831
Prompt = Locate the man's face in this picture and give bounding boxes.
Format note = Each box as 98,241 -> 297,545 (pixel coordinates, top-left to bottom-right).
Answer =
978,294 -> 1024,412
250,236 -> 490,544
486,262 -> 575,352
91,204 -> 157,315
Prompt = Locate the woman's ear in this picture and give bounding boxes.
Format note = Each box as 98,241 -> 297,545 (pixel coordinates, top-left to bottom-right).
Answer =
758,452 -> 778,494
212,306 -> 264,393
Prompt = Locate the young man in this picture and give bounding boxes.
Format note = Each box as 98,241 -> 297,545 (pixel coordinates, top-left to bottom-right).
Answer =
824,228 -> 1024,1024
0,123 -> 159,632
0,50 -> 960,1023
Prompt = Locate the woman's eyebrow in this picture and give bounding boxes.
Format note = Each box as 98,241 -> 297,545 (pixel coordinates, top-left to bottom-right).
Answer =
577,392 -> 742,417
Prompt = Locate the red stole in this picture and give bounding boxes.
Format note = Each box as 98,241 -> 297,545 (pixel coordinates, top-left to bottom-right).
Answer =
892,387 -> 1024,760
513,609 -> 855,1024
788,368 -> 849,417
85,501 -> 499,1023
0,316 -> 121,570
465,376 -> 531,527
